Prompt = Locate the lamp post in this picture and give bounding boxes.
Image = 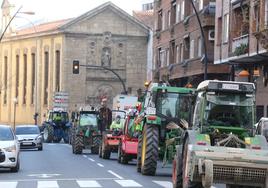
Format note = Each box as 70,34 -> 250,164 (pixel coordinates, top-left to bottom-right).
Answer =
13,97 -> 18,130
190,0 -> 208,80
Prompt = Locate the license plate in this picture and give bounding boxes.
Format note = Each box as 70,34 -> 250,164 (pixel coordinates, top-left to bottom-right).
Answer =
146,107 -> 156,115
222,83 -> 239,90
22,142 -> 32,145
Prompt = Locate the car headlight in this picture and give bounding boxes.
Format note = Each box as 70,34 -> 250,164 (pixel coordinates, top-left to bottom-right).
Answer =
35,135 -> 42,141
4,145 -> 16,153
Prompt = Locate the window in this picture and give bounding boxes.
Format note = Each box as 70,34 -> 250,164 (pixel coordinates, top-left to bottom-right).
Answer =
176,3 -> 180,23
199,0 -> 203,11
162,11 -> 165,30
160,50 -> 165,67
3,56 -> 8,104
15,55 -> 19,98
170,41 -> 175,64
158,10 -> 163,31
198,37 -> 202,57
171,2 -> 176,25
55,50 -> 60,92
181,0 -> 185,20
217,17 -> 222,45
190,39 -> 195,59
223,14 -> 229,43
166,49 -> 170,66
31,53 -> 35,104
44,52 -> 49,105
168,10 -> 171,27
257,105 -> 264,122
23,54 -> 27,104
176,45 -> 179,63
180,43 -> 184,62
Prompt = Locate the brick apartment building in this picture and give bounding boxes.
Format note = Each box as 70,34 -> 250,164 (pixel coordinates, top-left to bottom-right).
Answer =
152,0 -> 230,88
214,0 -> 268,119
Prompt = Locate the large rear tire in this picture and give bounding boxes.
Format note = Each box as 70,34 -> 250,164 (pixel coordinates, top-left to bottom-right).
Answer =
137,135 -> 142,172
72,135 -> 83,154
141,124 -> 159,176
43,125 -> 54,143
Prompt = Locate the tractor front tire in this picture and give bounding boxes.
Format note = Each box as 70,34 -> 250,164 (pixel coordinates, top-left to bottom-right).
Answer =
141,124 -> 159,176
91,136 -> 101,154
137,135 -> 142,172
72,135 -> 83,154
172,149 -> 182,188
63,128 -> 70,144
43,125 -> 54,143
101,139 -> 111,159
118,142 -> 128,164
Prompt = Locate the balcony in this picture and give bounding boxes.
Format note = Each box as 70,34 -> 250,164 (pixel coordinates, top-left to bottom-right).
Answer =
232,34 -> 249,56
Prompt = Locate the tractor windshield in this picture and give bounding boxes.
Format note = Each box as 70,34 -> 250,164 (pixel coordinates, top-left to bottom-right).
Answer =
156,92 -> 192,121
79,114 -> 98,127
204,93 -> 255,128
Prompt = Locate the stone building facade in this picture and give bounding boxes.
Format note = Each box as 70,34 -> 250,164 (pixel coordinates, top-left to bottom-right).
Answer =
0,2 -> 149,125
214,0 -> 268,120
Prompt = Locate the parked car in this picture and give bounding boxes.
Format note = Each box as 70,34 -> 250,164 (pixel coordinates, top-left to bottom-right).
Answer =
256,117 -> 268,141
15,125 -> 43,151
0,125 -> 20,172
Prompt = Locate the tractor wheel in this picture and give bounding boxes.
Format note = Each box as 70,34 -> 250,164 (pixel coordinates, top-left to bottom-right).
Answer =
101,138 -> 111,159
91,136 -> 101,154
63,128 -> 70,144
172,149 -> 182,188
182,138 -> 202,188
141,124 -> 159,176
118,142 -> 128,164
72,135 -> 83,154
202,160 -> 213,188
136,135 -> 142,173
98,144 -> 103,158
43,125 -> 54,143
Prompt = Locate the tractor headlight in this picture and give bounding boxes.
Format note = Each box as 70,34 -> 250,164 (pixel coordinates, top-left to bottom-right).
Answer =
4,145 -> 16,153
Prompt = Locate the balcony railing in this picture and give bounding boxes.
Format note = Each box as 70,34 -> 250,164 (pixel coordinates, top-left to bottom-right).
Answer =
232,34 -> 249,55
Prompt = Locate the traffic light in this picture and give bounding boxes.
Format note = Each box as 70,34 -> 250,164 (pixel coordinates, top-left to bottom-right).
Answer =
73,60 -> 79,74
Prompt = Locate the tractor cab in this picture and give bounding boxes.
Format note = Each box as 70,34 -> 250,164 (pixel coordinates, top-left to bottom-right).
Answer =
193,80 -> 256,147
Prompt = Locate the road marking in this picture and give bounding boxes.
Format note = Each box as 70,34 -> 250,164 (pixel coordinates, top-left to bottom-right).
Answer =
88,158 -> 95,162
97,163 -> 104,167
115,180 -> 142,187
153,181 -> 172,188
28,174 -> 61,178
108,170 -> 123,179
83,155 -> 87,158
0,182 -> 18,188
76,180 -> 102,187
38,181 -> 59,188
0,177 -> 117,182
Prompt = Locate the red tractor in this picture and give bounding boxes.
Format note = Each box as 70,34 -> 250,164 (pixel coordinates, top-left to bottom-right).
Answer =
117,110 -> 140,164
99,110 -> 126,159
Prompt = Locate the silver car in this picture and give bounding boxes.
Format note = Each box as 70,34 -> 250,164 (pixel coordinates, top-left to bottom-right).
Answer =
0,125 -> 20,172
15,125 -> 43,151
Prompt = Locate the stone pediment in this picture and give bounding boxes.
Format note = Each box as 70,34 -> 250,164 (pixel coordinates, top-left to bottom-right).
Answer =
59,1 -> 149,37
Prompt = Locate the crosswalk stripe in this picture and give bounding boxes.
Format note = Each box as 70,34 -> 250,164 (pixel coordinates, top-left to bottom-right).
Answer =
76,180 -> 102,187
38,181 -> 59,188
0,182 -> 18,188
153,181 -> 172,188
115,180 -> 142,187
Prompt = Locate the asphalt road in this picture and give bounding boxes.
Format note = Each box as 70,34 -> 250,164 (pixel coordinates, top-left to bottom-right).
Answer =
0,143 -> 173,188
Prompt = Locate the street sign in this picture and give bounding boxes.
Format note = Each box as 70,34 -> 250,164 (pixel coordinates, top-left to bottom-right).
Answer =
53,92 -> 69,111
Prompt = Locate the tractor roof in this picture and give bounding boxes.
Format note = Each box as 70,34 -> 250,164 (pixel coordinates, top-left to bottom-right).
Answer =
151,86 -> 195,93
197,80 -> 255,93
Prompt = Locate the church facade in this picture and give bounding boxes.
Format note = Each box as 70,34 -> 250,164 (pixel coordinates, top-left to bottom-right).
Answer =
0,2 -> 149,125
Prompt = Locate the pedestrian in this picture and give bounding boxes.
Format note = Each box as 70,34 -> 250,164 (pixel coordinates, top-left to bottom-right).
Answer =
98,99 -> 112,133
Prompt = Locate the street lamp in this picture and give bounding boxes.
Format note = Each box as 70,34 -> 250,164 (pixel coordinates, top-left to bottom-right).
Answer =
190,0 -> 208,80
13,97 -> 18,130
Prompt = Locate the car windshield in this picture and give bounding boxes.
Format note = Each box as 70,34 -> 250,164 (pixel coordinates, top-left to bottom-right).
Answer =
0,127 -> 14,141
79,114 -> 98,127
156,92 -> 192,121
15,126 -> 40,135
52,112 -> 69,122
205,93 -> 255,128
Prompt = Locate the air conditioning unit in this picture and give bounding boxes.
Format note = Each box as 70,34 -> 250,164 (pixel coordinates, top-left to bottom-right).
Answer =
208,29 -> 215,41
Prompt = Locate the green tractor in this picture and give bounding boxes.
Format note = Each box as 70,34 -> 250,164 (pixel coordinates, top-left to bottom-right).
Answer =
172,80 -> 268,188
72,109 -> 101,154
137,82 -> 195,176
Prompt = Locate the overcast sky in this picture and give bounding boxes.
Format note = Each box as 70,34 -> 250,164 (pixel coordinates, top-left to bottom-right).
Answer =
1,0 -> 148,27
